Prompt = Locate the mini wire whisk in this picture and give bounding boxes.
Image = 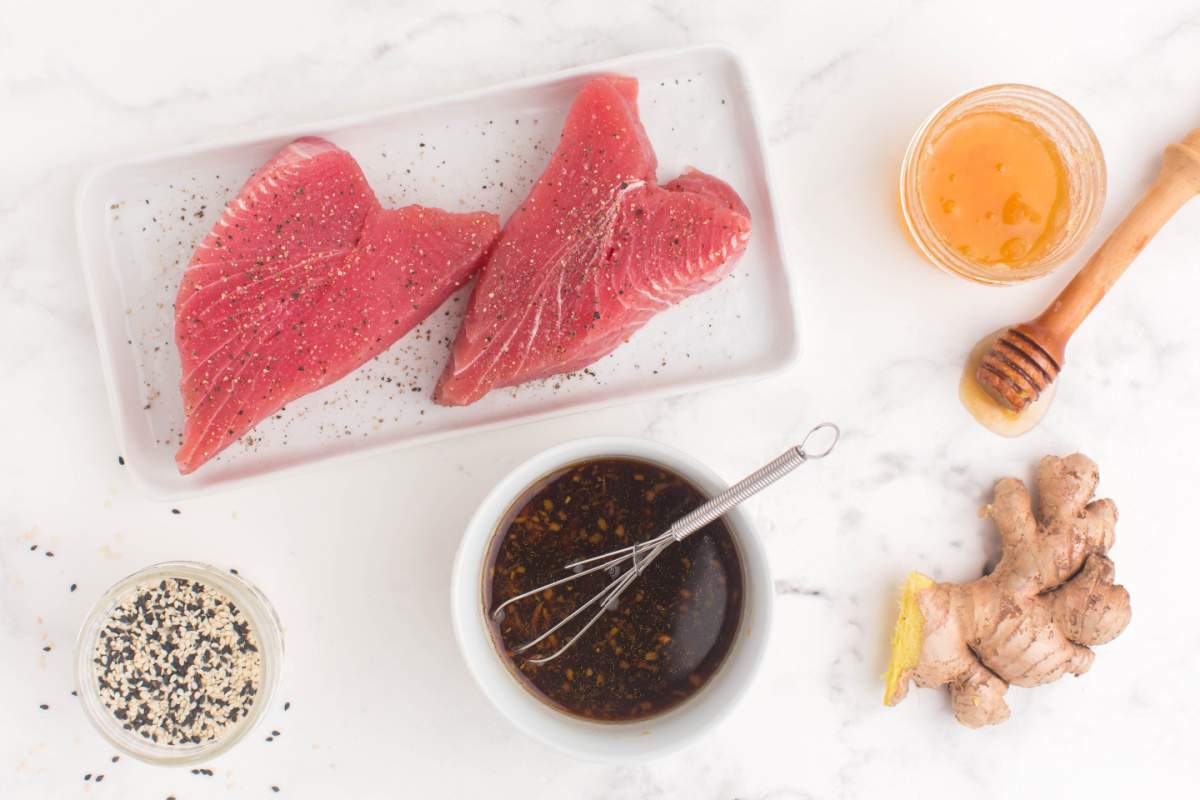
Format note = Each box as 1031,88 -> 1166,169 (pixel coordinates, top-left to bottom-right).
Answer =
492,423 -> 841,664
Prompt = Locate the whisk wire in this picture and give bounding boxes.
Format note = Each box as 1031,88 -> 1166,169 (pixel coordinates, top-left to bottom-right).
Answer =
521,541 -> 672,665
496,424 -> 840,664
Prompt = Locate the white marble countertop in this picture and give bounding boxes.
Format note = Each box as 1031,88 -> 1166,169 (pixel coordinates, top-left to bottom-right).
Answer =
3,1 -> 1200,797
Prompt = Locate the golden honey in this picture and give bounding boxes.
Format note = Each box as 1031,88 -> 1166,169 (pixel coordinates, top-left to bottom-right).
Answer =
919,112 -> 1068,265
959,330 -> 1055,437
900,84 -> 1106,285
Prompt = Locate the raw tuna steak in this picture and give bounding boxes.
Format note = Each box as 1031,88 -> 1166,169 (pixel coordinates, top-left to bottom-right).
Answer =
433,76 -> 752,406
175,137 -> 499,474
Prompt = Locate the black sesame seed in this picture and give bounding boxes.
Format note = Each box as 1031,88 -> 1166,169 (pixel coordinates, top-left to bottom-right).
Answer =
272,787 -> 280,793
42,645 -> 51,652
171,508 -> 181,515
45,551 -> 54,557
283,701 -> 290,711
84,774 -> 91,781
39,704 -> 48,710
118,455 -> 125,465
30,544 -> 37,551
111,755 -> 120,763
95,577 -> 261,746
96,775 -> 105,783
70,584 -> 77,592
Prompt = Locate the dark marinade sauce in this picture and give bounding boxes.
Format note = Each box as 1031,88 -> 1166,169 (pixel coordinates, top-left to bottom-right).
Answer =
484,457 -> 744,722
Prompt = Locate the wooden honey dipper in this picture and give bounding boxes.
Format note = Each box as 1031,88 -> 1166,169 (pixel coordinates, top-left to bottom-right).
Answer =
976,129 -> 1200,412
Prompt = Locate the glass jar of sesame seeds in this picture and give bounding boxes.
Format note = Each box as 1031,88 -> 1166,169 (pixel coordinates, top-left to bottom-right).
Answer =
75,561 -> 283,766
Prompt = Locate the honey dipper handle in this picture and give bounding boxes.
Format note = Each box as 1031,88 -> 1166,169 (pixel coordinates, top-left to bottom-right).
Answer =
1026,129 -> 1200,364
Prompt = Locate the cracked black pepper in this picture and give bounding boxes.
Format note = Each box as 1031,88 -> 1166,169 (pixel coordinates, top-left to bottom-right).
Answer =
93,577 -> 261,745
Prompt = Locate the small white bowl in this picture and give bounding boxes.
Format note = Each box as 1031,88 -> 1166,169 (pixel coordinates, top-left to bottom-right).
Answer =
450,437 -> 773,763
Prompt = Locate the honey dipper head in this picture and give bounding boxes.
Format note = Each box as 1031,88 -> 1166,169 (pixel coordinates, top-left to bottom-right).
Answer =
975,326 -> 1060,412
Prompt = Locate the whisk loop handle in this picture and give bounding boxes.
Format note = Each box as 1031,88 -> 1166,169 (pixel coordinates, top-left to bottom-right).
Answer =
666,422 -> 840,543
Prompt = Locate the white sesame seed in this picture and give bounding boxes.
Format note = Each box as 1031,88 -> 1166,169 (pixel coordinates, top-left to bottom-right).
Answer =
93,577 -> 262,746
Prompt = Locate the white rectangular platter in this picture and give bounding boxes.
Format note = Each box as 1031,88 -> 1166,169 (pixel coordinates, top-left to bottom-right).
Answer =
76,44 -> 800,499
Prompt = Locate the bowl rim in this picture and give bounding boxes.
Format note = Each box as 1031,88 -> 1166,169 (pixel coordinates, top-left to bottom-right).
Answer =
449,436 -> 774,763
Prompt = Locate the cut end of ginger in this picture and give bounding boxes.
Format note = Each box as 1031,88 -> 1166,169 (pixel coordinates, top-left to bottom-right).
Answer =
883,572 -> 935,706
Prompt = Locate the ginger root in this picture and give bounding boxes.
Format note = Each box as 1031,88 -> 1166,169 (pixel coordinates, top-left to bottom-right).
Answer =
883,453 -> 1131,727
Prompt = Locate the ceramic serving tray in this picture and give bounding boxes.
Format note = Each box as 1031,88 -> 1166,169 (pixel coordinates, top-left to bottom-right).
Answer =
76,44 -> 801,498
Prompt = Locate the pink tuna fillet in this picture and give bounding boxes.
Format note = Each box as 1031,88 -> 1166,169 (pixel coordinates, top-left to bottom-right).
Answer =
175,137 -> 499,474
433,76 -> 752,406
